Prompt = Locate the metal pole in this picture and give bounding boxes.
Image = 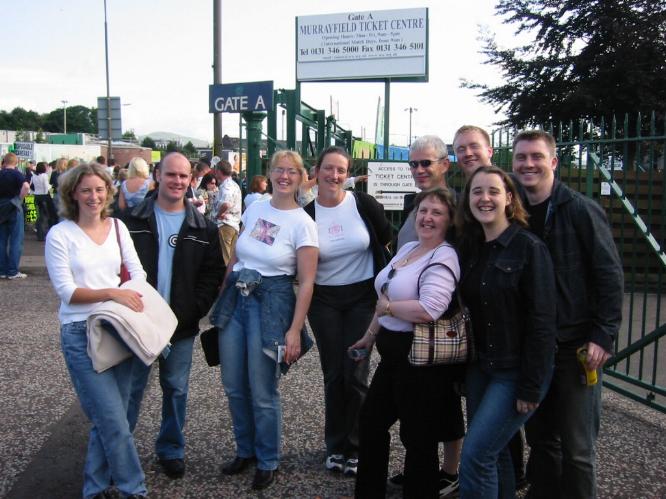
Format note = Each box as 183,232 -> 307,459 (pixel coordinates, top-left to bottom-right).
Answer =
383,79 -> 390,160
238,113 -> 243,174
405,107 -> 417,147
213,0 -> 223,156
61,100 -> 68,134
103,0 -> 112,161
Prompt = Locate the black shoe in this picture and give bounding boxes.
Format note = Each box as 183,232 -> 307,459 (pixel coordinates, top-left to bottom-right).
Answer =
92,491 -> 112,499
252,468 -> 277,490
126,496 -> 147,499
159,458 -> 185,478
222,456 -> 256,475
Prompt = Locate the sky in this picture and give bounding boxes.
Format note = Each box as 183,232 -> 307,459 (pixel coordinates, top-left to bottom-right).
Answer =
1,0 -> 516,146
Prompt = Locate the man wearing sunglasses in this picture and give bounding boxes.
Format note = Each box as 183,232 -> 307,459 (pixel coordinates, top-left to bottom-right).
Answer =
391,135 -> 463,498
396,135 -> 451,249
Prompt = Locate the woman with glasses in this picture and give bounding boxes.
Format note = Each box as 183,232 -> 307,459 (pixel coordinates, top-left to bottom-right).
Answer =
210,150 -> 318,491
303,146 -> 392,477
351,187 -> 461,498
455,166 -> 556,498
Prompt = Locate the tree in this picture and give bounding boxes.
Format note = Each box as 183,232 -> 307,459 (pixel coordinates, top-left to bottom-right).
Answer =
34,129 -> 46,143
462,0 -> 666,127
43,105 -> 96,133
182,141 -> 197,158
165,141 -> 182,153
122,129 -> 137,142
9,107 -> 42,131
141,136 -> 157,148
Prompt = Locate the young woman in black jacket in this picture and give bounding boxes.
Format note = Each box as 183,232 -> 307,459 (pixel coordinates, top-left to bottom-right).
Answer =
455,166 -> 557,499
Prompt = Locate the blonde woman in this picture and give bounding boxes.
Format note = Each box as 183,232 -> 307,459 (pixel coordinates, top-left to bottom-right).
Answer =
210,150 -> 318,491
118,157 -> 153,210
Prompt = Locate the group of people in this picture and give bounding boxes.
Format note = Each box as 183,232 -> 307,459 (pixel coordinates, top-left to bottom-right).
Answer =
33,124 -> 622,499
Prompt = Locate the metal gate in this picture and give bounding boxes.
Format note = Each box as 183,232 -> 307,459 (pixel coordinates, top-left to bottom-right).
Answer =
491,113 -> 665,412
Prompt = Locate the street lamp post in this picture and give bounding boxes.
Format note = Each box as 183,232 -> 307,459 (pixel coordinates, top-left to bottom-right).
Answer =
61,100 -> 68,134
404,107 -> 417,147
103,0 -> 112,161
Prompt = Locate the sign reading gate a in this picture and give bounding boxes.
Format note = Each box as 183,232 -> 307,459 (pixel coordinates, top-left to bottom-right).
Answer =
209,81 -> 274,113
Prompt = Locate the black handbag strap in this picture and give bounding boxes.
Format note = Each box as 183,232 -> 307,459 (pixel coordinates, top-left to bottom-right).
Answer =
416,261 -> 466,316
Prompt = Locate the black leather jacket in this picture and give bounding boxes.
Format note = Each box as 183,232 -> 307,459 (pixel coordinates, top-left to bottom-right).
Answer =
540,180 -> 623,352
122,198 -> 225,342
460,223 -> 557,403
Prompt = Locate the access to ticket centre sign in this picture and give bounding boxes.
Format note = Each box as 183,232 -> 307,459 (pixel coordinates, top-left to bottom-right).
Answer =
367,161 -> 419,211
296,8 -> 428,82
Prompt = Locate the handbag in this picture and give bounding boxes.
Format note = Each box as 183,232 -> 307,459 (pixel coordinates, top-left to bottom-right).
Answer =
409,262 -> 474,367
200,326 -> 220,367
113,218 -> 131,284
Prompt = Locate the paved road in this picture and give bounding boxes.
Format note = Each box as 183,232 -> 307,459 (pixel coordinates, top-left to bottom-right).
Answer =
1,234 -> 665,498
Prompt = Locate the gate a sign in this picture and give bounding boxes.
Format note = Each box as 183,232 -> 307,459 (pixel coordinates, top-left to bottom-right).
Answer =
209,81 -> 274,113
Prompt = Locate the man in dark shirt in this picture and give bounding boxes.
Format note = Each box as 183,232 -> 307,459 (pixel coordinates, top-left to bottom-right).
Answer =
0,153 -> 30,279
512,130 -> 623,499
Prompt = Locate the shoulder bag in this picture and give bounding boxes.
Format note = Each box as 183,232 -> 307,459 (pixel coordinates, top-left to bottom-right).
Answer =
409,262 -> 474,367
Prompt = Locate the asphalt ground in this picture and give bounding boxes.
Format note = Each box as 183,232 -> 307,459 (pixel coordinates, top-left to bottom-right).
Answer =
0,233 -> 665,498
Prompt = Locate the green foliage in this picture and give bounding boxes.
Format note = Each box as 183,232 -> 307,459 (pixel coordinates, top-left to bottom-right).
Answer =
122,129 -> 137,142
0,104 -> 97,133
463,0 -> 666,127
182,141 -> 197,158
34,129 -> 46,143
141,136 -> 157,148
165,141 -> 181,153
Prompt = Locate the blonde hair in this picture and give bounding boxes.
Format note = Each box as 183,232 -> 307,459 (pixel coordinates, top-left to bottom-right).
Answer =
58,163 -> 115,221
55,158 -> 68,173
127,157 -> 150,179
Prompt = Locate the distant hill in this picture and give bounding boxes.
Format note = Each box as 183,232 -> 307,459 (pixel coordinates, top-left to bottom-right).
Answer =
139,131 -> 210,148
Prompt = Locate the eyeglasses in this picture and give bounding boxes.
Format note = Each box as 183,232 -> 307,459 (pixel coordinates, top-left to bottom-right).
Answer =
272,167 -> 301,176
380,266 -> 396,295
408,158 -> 446,169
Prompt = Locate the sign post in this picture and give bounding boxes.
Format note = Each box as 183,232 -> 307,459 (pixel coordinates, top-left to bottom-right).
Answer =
209,81 -> 274,178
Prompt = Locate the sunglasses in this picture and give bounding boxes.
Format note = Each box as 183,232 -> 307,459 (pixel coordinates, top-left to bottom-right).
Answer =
380,266 -> 397,295
408,158 -> 446,169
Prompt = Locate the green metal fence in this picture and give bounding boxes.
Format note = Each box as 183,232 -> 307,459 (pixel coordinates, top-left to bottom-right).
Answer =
491,113 -> 666,412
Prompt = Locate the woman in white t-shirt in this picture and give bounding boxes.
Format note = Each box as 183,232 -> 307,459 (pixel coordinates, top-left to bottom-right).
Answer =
45,163 -> 149,499
303,146 -> 392,477
211,150 -> 318,491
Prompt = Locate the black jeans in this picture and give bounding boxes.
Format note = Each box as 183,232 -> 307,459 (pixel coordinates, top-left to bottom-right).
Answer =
525,342 -> 602,499
355,329 -> 454,499
34,194 -> 57,241
308,279 -> 374,458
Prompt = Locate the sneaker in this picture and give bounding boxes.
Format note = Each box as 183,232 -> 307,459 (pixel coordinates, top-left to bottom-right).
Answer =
325,454 -> 345,472
158,458 -> 185,479
387,472 -> 405,488
343,458 -> 358,477
0,275 -> 6,279
439,471 -> 459,498
7,272 -> 27,280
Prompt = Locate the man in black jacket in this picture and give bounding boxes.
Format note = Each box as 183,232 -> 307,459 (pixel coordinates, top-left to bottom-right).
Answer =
512,130 -> 623,499
124,152 -> 225,479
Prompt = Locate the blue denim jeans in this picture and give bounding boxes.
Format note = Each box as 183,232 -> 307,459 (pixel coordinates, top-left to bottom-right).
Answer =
0,207 -> 24,276
218,292 -> 281,471
525,343 -> 602,499
460,363 -> 551,499
129,335 -> 195,461
60,321 -> 147,499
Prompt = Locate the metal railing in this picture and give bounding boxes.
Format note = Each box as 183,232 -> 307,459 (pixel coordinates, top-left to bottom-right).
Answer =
491,113 -> 666,412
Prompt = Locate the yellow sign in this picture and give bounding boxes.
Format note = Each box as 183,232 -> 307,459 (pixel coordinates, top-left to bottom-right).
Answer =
151,150 -> 162,163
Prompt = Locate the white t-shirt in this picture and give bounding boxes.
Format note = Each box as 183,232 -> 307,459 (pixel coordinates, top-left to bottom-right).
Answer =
45,218 -> 147,324
314,191 -> 373,285
233,199 -> 318,276
215,177 -> 242,231
31,173 -> 51,195
244,192 -> 271,210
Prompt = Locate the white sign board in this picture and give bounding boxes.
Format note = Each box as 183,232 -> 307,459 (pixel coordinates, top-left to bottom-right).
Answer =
14,142 -> 34,160
296,8 -> 428,81
367,161 -> 418,210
